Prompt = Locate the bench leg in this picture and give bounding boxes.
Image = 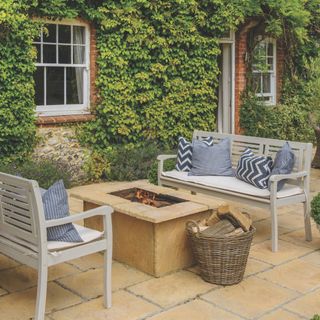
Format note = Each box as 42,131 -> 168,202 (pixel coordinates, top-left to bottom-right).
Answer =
35,263 -> 48,320
270,204 -> 278,252
304,197 -> 312,242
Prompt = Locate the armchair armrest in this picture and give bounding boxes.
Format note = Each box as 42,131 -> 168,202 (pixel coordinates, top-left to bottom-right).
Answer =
269,171 -> 308,182
157,154 -> 176,161
45,206 -> 113,228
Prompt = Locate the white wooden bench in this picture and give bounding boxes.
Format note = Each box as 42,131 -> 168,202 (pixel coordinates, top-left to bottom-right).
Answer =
157,130 -> 313,252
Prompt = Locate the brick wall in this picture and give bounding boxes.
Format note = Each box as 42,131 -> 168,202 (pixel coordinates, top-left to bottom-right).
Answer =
234,21 -> 285,134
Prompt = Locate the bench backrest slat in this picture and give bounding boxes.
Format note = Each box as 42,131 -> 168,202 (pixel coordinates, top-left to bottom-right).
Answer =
193,130 -> 313,173
0,173 -> 46,250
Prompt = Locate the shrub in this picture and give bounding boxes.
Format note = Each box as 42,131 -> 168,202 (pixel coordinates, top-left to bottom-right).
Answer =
0,159 -> 72,189
84,141 -> 169,182
311,315 -> 320,320
240,94 -> 314,142
148,158 -> 176,185
311,193 -> 320,225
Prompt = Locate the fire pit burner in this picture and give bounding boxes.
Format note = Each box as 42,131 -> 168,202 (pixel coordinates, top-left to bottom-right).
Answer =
109,188 -> 187,208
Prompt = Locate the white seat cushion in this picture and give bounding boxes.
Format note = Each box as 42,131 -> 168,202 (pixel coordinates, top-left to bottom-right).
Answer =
162,170 -> 303,199
47,224 -> 103,251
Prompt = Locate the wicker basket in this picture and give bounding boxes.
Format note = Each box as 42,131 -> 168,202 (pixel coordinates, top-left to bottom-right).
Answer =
186,220 -> 255,285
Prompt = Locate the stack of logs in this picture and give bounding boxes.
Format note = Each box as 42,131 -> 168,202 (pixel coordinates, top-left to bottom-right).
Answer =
193,204 -> 253,237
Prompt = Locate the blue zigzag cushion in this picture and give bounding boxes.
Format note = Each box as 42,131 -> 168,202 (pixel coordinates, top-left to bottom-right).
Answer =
236,148 -> 273,189
175,136 -> 214,172
42,180 -> 83,243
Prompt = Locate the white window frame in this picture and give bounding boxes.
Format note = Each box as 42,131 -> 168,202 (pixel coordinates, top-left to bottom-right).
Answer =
252,37 -> 277,105
33,19 -> 90,116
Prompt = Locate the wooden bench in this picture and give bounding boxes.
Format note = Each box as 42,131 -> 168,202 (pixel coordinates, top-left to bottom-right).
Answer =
157,130 -> 313,252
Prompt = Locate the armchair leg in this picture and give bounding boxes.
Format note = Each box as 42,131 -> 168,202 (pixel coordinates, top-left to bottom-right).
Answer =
103,249 -> 112,308
304,199 -> 312,242
271,204 -> 278,252
35,264 -> 48,320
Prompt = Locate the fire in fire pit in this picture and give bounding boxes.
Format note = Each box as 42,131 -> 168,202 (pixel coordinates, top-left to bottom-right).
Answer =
109,188 -> 187,208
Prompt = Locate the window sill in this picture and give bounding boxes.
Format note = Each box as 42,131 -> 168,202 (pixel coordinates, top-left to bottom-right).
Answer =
36,114 -> 95,126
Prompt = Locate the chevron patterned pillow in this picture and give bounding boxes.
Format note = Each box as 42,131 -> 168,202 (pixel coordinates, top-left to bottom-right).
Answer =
236,148 -> 273,189
175,136 -> 213,171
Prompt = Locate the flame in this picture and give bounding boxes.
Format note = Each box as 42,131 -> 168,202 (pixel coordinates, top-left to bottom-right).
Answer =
135,189 -> 157,206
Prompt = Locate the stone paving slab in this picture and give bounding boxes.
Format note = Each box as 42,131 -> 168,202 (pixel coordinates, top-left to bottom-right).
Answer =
50,291 -> 160,320
285,288 -> 320,319
201,277 -> 298,319
0,282 -> 82,320
148,299 -> 243,320
128,270 -> 215,309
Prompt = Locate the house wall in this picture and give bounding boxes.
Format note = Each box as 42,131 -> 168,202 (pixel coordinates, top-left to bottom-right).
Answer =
33,126 -> 88,182
234,21 -> 286,134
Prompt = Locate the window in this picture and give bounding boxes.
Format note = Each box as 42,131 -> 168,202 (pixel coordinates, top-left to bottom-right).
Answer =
33,22 -> 90,116
252,38 -> 276,105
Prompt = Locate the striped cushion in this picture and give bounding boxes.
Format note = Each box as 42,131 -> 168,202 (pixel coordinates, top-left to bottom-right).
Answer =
42,180 -> 83,243
236,148 -> 273,189
175,136 -> 214,172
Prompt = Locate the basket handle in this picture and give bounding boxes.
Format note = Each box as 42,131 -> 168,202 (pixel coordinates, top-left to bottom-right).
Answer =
186,220 -> 201,237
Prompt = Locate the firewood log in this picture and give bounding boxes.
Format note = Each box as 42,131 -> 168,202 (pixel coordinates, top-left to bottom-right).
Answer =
200,219 -> 235,237
217,205 -> 252,232
206,210 -> 220,226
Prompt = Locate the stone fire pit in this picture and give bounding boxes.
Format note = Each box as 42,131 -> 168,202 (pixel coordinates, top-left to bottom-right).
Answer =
70,181 -> 221,277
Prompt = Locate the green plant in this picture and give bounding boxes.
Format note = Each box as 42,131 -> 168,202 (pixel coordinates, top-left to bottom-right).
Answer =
0,1 -> 38,163
0,159 -> 72,189
240,94 -> 314,142
311,315 -> 320,320
84,141 -> 166,182
148,158 -> 176,185
311,193 -> 320,225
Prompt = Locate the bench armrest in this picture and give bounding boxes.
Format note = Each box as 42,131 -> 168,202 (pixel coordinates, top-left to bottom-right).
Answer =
45,206 -> 113,228
269,171 -> 308,182
157,154 -> 176,186
157,154 -> 176,161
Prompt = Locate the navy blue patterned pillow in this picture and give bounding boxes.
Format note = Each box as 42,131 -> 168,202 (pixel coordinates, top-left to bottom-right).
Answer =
175,136 -> 214,172
236,148 -> 273,189
42,180 -> 83,243
268,142 -> 295,191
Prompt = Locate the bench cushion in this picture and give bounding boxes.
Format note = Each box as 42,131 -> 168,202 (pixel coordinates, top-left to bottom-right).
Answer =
175,136 -> 213,172
162,170 -> 303,199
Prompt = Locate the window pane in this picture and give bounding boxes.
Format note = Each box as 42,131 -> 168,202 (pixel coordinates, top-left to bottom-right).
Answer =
43,24 -> 56,43
67,67 -> 83,104
59,45 -> 71,64
252,74 -> 261,93
267,43 -> 274,56
34,44 -> 41,63
262,74 -> 271,93
34,67 -> 44,106
34,31 -> 41,43
47,67 -> 64,105
267,57 -> 273,71
73,26 -> 85,44
43,44 -> 57,63
73,46 -> 85,64
58,25 -> 71,44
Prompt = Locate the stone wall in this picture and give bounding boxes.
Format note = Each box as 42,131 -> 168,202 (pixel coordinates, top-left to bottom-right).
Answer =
33,126 -> 88,183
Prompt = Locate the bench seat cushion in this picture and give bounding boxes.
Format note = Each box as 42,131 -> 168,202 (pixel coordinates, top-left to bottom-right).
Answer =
162,170 -> 303,199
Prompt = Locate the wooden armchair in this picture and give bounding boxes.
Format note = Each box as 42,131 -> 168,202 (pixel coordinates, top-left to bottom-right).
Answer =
0,173 -> 113,320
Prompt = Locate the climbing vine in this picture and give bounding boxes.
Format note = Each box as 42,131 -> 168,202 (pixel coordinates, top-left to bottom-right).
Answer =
0,0 -> 319,163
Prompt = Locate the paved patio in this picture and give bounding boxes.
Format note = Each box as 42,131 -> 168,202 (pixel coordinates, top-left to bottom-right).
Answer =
0,170 -> 320,320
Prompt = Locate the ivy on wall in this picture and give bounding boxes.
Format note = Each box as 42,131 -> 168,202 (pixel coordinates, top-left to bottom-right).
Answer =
0,1 -> 38,163
0,0 -> 319,163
